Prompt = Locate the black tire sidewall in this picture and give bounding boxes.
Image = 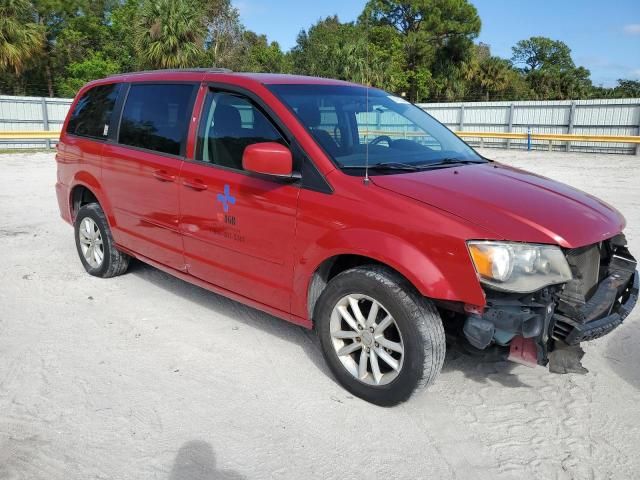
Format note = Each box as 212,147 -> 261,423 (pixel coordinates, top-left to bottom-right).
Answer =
316,267 -> 435,406
74,204 -> 112,277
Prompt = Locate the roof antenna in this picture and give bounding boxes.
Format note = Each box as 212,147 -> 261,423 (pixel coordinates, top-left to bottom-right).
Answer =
363,14 -> 371,185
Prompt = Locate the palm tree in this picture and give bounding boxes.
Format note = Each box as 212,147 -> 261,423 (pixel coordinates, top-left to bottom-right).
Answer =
135,0 -> 206,70
477,57 -> 514,101
0,0 -> 44,75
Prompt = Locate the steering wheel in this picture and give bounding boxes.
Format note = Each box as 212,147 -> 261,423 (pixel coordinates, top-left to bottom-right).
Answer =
369,135 -> 393,146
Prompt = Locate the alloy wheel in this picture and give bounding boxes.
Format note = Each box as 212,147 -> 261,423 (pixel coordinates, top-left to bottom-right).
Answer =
78,217 -> 104,268
329,294 -> 405,386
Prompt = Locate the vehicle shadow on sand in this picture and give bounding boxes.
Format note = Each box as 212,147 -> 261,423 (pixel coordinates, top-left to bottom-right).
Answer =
129,261 -> 534,390
603,319 -> 640,390
169,440 -> 245,480
441,349 -> 533,388
128,261 -> 334,379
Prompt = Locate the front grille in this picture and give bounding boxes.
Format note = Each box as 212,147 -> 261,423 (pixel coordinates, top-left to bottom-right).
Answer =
564,244 -> 601,300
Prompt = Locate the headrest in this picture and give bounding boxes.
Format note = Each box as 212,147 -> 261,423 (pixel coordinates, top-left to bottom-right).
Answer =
297,103 -> 321,128
213,104 -> 241,135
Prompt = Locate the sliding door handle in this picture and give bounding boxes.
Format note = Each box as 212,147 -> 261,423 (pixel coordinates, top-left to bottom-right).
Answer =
183,179 -> 208,191
153,170 -> 176,182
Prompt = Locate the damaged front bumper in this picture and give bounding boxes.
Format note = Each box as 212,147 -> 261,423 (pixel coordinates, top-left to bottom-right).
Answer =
459,236 -> 638,371
552,257 -> 638,345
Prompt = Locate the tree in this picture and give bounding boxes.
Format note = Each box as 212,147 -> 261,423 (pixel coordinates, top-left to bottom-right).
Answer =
0,0 -> 44,77
511,36 -> 573,73
201,0 -> 247,70
511,36 -> 592,100
291,16 -> 390,85
360,0 -> 481,102
31,0 -> 88,96
241,31 -> 291,73
56,52 -> 119,97
135,0 -> 206,69
612,79 -> 640,97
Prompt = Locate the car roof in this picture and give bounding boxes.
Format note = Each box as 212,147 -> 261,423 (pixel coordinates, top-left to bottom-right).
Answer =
106,69 -> 361,87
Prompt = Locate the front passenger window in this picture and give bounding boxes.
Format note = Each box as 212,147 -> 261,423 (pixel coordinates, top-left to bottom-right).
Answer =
196,91 -> 286,170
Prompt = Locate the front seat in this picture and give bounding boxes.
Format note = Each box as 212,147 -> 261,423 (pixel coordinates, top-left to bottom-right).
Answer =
211,104 -> 244,169
297,103 -> 340,157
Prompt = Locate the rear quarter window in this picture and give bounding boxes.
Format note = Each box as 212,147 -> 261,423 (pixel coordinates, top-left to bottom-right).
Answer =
118,83 -> 197,156
67,83 -> 120,139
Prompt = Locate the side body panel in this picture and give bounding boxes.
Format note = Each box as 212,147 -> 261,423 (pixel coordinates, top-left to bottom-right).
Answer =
100,143 -> 185,269
179,163 -> 300,312
290,171 -> 495,320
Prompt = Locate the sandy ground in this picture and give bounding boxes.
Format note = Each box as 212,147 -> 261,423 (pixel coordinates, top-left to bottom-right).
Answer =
0,148 -> 639,480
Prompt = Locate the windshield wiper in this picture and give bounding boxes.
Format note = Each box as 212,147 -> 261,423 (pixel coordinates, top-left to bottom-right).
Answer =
418,158 -> 486,169
339,158 -> 485,172
340,161 -> 421,171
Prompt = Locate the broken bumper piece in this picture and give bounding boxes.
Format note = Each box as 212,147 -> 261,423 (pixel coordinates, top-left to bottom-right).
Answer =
552,270 -> 638,345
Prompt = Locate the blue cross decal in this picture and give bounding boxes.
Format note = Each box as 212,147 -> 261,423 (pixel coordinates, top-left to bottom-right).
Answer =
216,184 -> 236,213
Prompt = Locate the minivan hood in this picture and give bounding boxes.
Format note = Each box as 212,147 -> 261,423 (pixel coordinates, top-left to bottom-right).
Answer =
371,163 -> 625,248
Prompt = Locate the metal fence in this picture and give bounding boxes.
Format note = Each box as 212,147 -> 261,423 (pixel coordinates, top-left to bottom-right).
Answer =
1,94 -> 639,154
0,95 -> 72,148
417,98 -> 640,155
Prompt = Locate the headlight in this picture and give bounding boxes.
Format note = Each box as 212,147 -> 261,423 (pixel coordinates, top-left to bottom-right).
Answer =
467,241 -> 572,293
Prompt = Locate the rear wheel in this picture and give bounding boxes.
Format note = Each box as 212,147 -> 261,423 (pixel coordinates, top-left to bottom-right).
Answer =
74,203 -> 129,278
315,266 -> 446,406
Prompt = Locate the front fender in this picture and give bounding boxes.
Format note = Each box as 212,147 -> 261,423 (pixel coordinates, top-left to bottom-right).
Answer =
291,228 -> 486,321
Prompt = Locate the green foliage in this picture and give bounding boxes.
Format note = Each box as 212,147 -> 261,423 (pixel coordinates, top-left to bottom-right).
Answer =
0,0 -> 44,75
291,16 -> 391,85
56,52 -> 120,97
511,36 -> 593,100
360,0 -> 481,102
135,0 -> 207,69
0,0 -> 636,101
462,47 -> 531,101
610,79 -> 640,98
512,37 -> 574,73
242,32 -> 292,73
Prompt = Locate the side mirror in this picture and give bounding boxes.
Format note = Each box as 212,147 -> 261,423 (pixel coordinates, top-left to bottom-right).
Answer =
242,142 -> 293,177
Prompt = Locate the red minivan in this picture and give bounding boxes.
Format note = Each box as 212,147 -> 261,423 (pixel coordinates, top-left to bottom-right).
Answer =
56,69 -> 638,405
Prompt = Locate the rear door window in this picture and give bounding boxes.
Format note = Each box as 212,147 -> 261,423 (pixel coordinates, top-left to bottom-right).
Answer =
118,83 -> 197,156
67,83 -> 120,139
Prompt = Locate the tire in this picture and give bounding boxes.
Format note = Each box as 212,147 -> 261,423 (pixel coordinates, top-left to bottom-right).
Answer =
74,203 -> 130,278
315,265 -> 445,406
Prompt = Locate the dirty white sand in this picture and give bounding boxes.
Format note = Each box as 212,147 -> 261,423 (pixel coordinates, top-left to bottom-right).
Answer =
0,149 -> 639,480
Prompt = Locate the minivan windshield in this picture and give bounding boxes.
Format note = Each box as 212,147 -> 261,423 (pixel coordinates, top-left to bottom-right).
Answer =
268,84 -> 485,174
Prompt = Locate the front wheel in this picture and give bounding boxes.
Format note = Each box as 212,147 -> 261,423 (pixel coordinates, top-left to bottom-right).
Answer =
315,266 -> 446,406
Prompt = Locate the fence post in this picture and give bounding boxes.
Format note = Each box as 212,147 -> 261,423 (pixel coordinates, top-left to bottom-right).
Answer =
637,109 -> 640,156
459,104 -> 465,131
507,103 -> 514,149
40,97 -> 51,149
567,101 -> 576,152
527,126 -> 531,151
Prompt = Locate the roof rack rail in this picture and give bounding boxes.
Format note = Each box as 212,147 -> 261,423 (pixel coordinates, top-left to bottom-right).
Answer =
108,68 -> 232,78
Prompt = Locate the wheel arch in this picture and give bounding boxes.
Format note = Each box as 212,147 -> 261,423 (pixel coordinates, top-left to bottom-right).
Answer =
70,184 -> 99,221
68,172 -> 116,228
306,253 -> 417,321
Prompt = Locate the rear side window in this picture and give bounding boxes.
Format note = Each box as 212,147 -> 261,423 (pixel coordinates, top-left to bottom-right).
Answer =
118,83 -> 197,156
67,84 -> 119,139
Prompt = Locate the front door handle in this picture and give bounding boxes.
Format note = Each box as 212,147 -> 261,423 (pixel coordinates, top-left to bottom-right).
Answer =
183,179 -> 208,191
153,169 -> 176,182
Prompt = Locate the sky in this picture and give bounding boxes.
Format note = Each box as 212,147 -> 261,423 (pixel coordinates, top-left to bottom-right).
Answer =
234,0 -> 640,87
